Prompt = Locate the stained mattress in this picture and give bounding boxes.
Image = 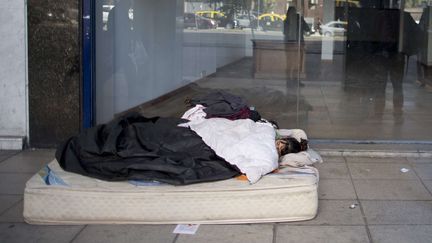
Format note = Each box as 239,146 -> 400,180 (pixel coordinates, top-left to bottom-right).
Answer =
24,160 -> 319,225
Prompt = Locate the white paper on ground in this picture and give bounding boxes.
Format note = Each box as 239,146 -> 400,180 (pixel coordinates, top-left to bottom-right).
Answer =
400,168 -> 410,173
173,224 -> 200,234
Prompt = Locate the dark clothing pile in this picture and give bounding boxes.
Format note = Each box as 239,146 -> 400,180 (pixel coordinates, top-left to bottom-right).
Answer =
188,91 -> 261,121
55,113 -> 240,185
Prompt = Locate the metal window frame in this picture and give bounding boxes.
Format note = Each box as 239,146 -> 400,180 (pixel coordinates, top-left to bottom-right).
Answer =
82,0 -> 94,128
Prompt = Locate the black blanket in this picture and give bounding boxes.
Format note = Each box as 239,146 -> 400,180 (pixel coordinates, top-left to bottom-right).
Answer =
55,113 -> 240,185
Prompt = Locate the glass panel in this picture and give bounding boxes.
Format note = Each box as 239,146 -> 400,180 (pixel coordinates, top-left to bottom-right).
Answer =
95,0 -> 182,123
94,0 -> 432,141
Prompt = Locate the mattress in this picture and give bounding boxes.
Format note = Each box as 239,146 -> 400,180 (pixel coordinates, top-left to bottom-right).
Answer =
24,160 -> 319,225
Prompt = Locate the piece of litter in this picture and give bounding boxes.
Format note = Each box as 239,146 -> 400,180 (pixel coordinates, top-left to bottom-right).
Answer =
400,168 -> 410,173
349,204 -> 358,209
173,224 -> 200,235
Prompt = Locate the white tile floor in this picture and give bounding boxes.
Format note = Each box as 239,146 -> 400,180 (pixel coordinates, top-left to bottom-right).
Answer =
0,149 -> 431,243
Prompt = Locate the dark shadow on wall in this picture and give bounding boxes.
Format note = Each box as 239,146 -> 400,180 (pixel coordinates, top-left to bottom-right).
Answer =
28,0 -> 81,147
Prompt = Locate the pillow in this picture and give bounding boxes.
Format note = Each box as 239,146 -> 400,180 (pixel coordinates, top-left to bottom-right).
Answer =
279,148 -> 323,167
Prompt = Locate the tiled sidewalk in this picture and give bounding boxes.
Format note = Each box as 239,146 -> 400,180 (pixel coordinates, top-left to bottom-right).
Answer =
0,149 -> 431,243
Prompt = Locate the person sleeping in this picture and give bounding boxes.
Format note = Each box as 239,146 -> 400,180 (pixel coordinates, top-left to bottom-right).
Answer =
275,137 -> 308,157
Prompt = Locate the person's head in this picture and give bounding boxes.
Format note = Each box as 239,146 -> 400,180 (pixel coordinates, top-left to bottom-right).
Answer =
286,6 -> 296,17
276,137 -> 308,156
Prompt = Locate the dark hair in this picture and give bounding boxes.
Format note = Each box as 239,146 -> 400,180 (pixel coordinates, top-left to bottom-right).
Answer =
268,120 -> 279,129
279,137 -> 308,156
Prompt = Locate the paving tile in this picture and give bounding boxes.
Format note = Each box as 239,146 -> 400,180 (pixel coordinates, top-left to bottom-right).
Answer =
0,153 -> 51,173
0,201 -> 24,223
0,173 -> 33,195
348,163 -> 417,180
275,225 -> 370,243
345,157 -> 409,164
320,156 -> 345,163
17,149 -> 56,159
369,225 -> 432,243
412,163 -> 432,180
73,225 -> 176,243
282,200 -> 364,226
0,150 -> 19,162
0,150 -> 19,157
407,157 -> 432,163
0,223 -> 83,243
319,179 -> 357,199
423,180 -> 432,193
362,201 -> 432,225
177,224 -> 273,243
353,179 -> 432,200
0,155 -> 12,163
0,196 -> 21,215
315,163 -> 350,179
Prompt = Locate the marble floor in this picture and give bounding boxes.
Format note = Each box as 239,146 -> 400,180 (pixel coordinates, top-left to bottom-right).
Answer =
0,149 -> 431,243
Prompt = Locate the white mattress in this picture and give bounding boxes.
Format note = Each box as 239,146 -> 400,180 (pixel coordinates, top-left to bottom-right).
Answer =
24,160 -> 319,225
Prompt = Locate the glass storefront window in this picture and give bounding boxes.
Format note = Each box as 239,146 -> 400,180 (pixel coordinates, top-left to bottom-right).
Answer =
94,0 -> 432,141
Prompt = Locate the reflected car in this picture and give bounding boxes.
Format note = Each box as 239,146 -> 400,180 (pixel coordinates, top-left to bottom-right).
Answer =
195,10 -> 225,20
319,21 -> 347,37
234,14 -> 258,28
335,0 -> 360,7
258,13 -> 284,31
184,13 -> 217,29
195,10 -> 234,28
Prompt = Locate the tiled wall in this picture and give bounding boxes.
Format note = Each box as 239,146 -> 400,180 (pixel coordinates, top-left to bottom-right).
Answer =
0,1 -> 27,140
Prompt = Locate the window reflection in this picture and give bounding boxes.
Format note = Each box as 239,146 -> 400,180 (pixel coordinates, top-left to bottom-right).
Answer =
93,0 -> 432,140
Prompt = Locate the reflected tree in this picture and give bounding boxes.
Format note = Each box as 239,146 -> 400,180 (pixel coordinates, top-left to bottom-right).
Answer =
405,0 -> 426,8
198,0 -> 284,15
204,0 -> 254,13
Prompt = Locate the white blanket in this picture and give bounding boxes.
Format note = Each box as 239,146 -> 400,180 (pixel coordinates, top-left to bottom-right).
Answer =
182,118 -> 279,184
